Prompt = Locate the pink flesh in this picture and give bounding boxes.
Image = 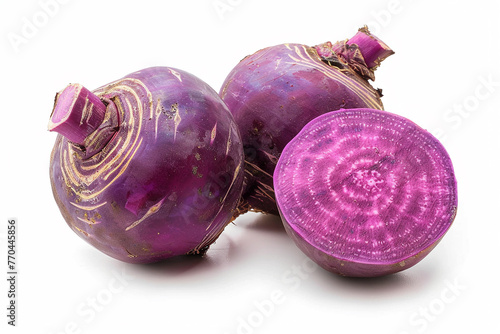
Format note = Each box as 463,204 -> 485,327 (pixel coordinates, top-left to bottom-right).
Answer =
274,109 -> 457,266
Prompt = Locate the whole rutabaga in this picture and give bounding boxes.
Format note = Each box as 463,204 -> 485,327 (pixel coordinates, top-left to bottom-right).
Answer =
49,67 -> 244,263
274,109 -> 458,277
220,27 -> 394,216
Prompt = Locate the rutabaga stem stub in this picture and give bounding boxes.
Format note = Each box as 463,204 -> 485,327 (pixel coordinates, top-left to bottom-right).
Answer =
48,84 -> 108,146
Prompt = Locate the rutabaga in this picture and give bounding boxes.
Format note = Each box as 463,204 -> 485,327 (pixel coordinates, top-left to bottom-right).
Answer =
220,27 -> 394,216
274,109 -> 457,277
49,67 -> 244,263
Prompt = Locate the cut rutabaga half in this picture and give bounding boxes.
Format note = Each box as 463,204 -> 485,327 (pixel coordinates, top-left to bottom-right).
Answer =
274,109 -> 457,277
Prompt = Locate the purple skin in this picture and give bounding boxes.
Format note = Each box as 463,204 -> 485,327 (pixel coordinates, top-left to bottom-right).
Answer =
49,67 -> 244,263
274,109 -> 458,277
220,27 -> 394,216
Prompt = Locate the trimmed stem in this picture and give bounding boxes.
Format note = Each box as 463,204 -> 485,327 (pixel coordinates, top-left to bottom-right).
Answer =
314,27 -> 394,81
48,84 -> 107,146
347,26 -> 394,69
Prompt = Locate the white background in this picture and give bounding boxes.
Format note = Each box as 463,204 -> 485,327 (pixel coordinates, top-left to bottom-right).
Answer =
1,1 -> 499,333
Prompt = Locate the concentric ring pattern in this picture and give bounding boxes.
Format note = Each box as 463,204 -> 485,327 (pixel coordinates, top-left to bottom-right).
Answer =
275,109 -> 457,264
55,77 -> 151,210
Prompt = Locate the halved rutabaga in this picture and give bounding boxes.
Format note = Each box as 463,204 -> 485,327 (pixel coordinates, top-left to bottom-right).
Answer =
274,109 -> 457,277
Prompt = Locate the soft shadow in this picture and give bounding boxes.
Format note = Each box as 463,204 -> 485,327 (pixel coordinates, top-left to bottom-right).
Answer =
125,233 -> 240,279
311,262 -> 438,300
129,212 -> 288,279
136,253 -> 207,275
332,271 -> 413,293
238,212 -> 286,234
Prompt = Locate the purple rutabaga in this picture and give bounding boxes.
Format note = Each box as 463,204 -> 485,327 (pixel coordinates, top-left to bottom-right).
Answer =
220,27 -> 394,216
274,109 -> 457,277
49,67 -> 244,263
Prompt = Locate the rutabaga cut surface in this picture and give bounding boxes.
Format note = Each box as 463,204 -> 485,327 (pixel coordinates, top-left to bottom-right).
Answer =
274,108 -> 457,277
